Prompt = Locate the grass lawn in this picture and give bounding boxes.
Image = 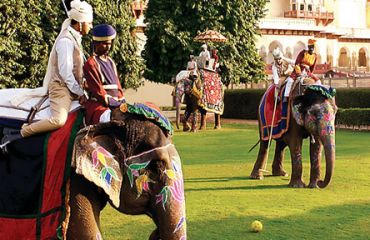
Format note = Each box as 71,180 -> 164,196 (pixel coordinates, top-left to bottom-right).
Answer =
101,123 -> 370,240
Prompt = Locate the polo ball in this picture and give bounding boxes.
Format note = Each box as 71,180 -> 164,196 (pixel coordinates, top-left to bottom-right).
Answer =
251,220 -> 263,233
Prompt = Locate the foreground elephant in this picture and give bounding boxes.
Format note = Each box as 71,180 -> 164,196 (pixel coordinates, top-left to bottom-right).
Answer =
250,78 -> 337,188
67,108 -> 186,239
174,70 -> 223,132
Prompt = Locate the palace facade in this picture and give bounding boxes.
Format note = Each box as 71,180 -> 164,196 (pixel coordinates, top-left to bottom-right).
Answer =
258,0 -> 370,73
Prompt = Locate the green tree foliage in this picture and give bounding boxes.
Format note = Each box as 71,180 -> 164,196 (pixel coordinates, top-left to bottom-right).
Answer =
143,0 -> 267,85
0,0 -> 143,89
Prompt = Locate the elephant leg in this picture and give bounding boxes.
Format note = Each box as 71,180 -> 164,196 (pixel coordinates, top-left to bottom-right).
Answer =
272,140 -> 288,176
191,110 -> 199,132
67,173 -> 107,240
182,111 -> 191,132
250,140 -> 269,180
288,138 -> 305,188
214,114 -> 221,129
308,137 -> 322,188
199,108 -> 207,130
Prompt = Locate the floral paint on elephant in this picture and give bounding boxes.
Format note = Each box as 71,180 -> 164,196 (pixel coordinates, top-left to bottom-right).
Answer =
125,144 -> 187,239
92,147 -> 120,186
305,101 -> 336,148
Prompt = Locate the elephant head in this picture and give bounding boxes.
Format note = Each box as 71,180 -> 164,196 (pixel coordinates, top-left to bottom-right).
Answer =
292,86 -> 337,188
174,70 -> 200,130
71,110 -> 186,239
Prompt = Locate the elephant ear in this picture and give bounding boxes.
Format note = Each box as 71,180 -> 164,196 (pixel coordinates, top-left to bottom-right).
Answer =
291,96 -> 305,126
72,122 -> 125,208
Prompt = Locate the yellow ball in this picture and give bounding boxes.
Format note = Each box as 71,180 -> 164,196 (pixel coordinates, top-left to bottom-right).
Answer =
251,220 -> 263,233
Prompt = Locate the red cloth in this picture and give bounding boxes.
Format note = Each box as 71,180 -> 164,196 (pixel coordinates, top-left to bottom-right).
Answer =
83,56 -> 124,125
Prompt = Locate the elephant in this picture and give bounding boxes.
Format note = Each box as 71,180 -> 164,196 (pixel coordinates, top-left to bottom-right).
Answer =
67,108 -> 186,239
250,78 -> 337,188
174,69 -> 223,132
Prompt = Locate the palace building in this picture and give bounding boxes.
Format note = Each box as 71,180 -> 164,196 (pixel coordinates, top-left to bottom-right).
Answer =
258,0 -> 370,74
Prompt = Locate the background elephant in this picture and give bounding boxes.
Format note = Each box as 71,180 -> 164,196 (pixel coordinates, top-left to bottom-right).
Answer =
174,70 -> 223,132
67,109 -> 186,240
250,79 -> 337,188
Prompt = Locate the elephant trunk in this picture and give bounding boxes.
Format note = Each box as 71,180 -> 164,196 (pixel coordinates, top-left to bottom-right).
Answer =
317,130 -> 335,188
176,98 -> 181,130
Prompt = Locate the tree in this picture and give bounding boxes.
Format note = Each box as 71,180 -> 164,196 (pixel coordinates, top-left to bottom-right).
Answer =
142,0 -> 268,86
0,0 -> 143,89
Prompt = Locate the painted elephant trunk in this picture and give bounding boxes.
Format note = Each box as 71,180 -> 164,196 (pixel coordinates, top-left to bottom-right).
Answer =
317,137 -> 335,188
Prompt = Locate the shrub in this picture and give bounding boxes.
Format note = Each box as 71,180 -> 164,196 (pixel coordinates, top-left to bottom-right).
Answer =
336,108 -> 370,126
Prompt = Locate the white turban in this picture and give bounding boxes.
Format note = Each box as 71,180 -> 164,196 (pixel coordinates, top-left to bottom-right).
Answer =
69,0 -> 93,23
272,48 -> 282,59
201,44 -> 208,50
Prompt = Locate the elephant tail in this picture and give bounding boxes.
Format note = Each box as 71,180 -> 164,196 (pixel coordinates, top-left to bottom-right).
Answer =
248,140 -> 260,153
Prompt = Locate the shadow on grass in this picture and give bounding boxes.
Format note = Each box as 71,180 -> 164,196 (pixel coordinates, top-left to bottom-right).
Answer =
185,184 -> 288,192
187,201 -> 370,240
185,175 -> 289,183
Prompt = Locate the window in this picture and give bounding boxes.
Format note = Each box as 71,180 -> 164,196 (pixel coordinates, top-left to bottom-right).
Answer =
308,4 -> 312,11
300,4 -> 304,11
292,3 -> 296,10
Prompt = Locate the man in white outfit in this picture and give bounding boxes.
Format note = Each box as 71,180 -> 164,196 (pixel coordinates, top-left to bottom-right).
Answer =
2,0 -> 93,144
270,48 -> 294,102
199,44 -> 211,68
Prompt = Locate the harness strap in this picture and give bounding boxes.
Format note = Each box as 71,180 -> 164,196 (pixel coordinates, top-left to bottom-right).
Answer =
26,95 -> 49,124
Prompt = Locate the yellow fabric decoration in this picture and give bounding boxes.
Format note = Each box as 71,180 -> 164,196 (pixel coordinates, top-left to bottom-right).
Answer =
302,52 -> 316,66
294,65 -> 301,74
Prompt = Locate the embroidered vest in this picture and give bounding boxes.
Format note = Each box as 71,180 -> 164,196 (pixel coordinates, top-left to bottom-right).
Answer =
46,29 -> 84,88
275,60 -> 291,77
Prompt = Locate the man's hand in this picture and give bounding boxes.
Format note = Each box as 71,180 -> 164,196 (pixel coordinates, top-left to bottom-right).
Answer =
79,95 -> 87,105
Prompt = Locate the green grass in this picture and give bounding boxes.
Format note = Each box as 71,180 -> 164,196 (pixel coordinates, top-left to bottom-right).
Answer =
101,124 -> 370,240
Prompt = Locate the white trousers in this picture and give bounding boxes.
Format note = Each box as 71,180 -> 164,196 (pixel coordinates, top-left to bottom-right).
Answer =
284,77 -> 294,97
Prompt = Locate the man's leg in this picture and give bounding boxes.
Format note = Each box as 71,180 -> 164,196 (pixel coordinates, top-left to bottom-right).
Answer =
283,77 -> 294,102
21,81 -> 72,137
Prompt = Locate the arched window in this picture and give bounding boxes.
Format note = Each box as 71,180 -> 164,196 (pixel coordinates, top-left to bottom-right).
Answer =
358,48 -> 367,67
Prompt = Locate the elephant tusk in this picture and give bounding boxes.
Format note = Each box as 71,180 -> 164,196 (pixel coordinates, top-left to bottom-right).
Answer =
310,135 -> 316,144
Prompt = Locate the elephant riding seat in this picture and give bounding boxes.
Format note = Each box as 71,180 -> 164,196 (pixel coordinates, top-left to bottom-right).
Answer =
250,77 -> 337,188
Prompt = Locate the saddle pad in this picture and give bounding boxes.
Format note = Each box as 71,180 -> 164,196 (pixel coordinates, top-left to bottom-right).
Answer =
199,69 -> 224,114
0,111 -> 83,240
0,88 -> 80,121
259,85 -> 290,141
124,102 -> 174,135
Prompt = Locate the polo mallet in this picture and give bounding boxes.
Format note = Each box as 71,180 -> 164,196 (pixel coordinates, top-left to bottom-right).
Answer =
259,86 -> 279,173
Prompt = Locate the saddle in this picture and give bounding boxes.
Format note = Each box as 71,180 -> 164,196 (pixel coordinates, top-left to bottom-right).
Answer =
0,88 -> 80,123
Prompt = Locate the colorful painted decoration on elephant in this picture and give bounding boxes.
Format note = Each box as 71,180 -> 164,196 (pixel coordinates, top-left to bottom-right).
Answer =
124,144 -> 187,238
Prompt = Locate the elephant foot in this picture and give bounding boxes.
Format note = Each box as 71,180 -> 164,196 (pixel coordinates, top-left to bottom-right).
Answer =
307,181 -> 319,188
250,170 -> 264,180
183,123 -> 191,132
199,125 -> 206,130
272,169 -> 288,177
191,128 -> 198,133
214,125 -> 221,130
288,179 -> 306,188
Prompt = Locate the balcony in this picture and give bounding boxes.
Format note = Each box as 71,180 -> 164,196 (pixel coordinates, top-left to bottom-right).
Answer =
284,10 -> 334,26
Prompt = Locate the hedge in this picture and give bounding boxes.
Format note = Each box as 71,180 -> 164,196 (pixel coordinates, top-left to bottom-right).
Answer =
336,108 -> 370,126
223,88 -> 370,126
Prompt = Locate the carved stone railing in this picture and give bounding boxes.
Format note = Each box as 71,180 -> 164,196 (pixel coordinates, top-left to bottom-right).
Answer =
284,10 -> 334,26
